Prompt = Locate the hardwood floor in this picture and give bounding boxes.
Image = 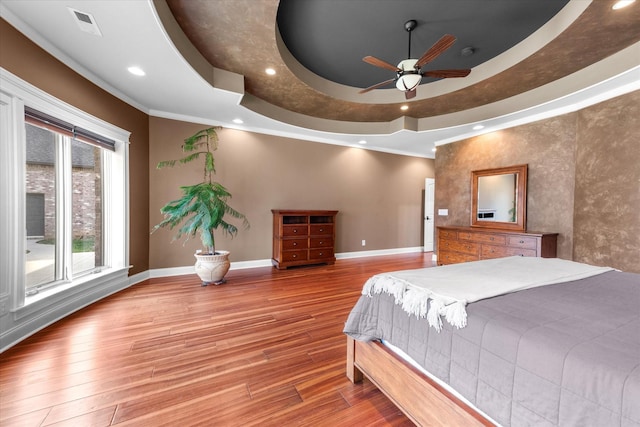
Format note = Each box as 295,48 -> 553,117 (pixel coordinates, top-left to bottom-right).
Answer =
0,253 -> 435,426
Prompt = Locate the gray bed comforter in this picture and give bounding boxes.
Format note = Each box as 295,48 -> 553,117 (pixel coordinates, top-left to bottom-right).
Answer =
344,270 -> 640,426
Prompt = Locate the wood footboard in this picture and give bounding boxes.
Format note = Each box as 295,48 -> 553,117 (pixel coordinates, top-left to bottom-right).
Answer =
346,336 -> 492,426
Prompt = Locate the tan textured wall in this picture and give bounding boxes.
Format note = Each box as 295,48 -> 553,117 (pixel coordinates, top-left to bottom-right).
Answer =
435,90 -> 640,272
1,19 -> 150,274
574,91 -> 640,272
149,117 -> 435,268
435,116 -> 578,259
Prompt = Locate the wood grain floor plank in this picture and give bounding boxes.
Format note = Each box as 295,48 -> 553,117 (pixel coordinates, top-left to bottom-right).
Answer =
0,253 -> 434,426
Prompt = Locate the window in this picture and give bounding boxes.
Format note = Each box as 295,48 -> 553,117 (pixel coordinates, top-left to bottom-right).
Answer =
24,116 -> 108,296
0,68 -> 130,311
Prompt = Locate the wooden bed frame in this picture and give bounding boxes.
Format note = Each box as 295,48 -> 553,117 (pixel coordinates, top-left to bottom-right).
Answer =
346,336 -> 493,426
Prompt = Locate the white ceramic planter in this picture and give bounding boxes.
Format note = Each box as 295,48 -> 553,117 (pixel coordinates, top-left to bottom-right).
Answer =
194,251 -> 231,285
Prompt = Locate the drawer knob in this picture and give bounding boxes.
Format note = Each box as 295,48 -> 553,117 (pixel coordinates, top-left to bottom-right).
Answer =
519,240 -> 525,244
319,228 -> 324,232
292,254 -> 297,258
319,241 -> 323,245
293,242 -> 297,246
293,229 -> 297,233
319,252 -> 323,256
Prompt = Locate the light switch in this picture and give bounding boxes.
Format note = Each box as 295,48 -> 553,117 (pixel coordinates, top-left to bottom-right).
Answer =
438,209 -> 448,216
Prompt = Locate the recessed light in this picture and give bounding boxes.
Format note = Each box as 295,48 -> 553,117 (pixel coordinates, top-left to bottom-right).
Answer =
127,66 -> 145,76
472,124 -> 485,130
358,140 -> 367,145
612,0 -> 635,9
232,118 -> 243,124
265,68 -> 276,75
400,105 -> 409,111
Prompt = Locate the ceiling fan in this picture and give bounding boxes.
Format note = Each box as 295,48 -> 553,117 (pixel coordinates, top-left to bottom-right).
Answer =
359,20 -> 471,100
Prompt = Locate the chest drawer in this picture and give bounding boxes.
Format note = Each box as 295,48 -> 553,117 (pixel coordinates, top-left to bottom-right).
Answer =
310,248 -> 332,259
310,237 -> 332,248
281,250 -> 308,262
438,238 -> 479,255
283,225 -> 307,236
282,238 -> 308,250
310,224 -> 333,235
507,235 -> 538,249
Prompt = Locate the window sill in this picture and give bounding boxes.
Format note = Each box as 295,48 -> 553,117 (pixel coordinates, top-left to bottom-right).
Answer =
13,267 -> 130,321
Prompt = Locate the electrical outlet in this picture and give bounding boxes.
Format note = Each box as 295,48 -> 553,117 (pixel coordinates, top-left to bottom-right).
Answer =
361,240 -> 366,246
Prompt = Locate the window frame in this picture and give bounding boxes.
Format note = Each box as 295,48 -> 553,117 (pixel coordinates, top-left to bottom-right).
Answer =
0,68 -> 130,314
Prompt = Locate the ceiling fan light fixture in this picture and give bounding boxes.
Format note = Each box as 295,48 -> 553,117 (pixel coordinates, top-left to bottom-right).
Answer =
396,73 -> 422,91
396,59 -> 421,91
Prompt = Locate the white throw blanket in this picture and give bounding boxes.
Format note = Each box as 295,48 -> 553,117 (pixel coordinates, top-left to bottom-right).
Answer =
362,256 -> 614,331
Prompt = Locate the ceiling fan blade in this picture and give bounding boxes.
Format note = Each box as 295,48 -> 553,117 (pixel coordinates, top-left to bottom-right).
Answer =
363,56 -> 401,72
358,78 -> 397,94
414,34 -> 456,69
405,89 -> 417,100
424,69 -> 471,78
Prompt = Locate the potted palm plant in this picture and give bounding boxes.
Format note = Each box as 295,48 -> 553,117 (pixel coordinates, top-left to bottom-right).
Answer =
153,127 -> 249,285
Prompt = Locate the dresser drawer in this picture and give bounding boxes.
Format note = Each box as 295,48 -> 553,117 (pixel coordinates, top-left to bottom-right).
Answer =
310,248 -> 333,259
438,239 -> 479,255
310,237 -> 332,248
281,250 -> 308,262
282,238 -> 308,250
283,225 -> 307,237
507,235 -> 538,249
482,244 -> 537,259
438,229 -> 457,239
438,250 -> 478,265
310,224 -> 333,235
459,232 -> 506,245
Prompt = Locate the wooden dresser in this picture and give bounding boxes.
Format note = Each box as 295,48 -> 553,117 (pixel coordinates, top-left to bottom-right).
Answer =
437,226 -> 557,266
272,210 -> 338,269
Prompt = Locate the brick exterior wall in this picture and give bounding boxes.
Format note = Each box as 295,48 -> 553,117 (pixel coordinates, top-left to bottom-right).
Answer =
26,123 -> 102,242
26,164 -> 101,240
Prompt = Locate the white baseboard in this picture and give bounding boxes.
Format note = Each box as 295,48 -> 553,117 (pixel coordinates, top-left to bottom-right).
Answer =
143,247 -> 426,281
128,270 -> 150,286
336,246 -> 424,259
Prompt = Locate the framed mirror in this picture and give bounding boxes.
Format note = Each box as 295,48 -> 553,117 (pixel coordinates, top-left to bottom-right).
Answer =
471,164 -> 527,231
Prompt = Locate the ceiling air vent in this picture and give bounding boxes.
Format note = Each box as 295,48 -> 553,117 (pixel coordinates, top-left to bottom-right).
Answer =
67,7 -> 102,37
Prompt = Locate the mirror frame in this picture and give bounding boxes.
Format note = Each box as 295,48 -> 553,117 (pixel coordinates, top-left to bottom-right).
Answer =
471,164 -> 527,231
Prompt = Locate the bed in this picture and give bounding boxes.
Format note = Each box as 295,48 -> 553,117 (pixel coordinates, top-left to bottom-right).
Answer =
344,256 -> 640,426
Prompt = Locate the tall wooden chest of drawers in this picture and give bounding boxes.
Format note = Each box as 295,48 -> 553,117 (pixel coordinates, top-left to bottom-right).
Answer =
437,226 -> 557,266
272,210 -> 338,269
